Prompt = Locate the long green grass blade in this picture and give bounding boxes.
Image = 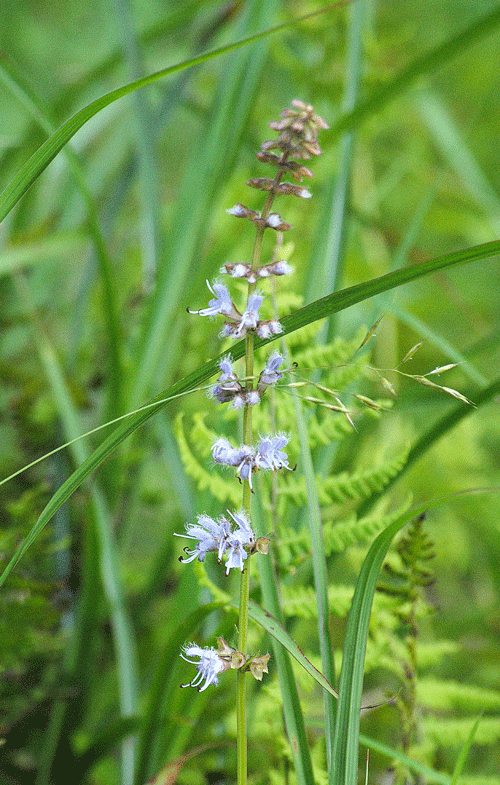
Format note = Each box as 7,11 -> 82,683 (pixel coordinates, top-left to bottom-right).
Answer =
449,716 -> 482,785
330,491 -> 499,785
247,600 -> 338,698
358,734 -> 450,785
252,496 -> 316,785
289,384 -> 338,752
1,239 -> 499,586
0,5 -> 339,223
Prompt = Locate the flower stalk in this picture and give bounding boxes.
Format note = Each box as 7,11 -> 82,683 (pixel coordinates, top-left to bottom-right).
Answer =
177,100 -> 328,785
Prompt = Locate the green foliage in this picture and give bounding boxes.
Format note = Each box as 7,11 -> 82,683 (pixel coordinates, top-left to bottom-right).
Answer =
1,2 -> 500,784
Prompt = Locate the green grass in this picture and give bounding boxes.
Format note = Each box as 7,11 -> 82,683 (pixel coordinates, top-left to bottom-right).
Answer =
1,2 -> 500,785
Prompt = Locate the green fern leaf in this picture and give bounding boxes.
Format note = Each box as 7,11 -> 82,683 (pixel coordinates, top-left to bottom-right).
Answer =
174,413 -> 240,504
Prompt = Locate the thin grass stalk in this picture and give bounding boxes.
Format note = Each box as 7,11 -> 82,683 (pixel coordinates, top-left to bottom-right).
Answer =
114,0 -> 162,290
0,58 -> 125,417
12,273 -> 138,784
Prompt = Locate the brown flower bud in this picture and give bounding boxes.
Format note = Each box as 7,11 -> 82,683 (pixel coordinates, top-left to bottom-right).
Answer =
249,653 -> 271,681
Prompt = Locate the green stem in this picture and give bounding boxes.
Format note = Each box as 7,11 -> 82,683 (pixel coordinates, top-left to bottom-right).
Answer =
236,156 -> 286,785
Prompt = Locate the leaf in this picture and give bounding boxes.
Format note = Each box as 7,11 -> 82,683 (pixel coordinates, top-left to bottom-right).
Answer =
329,490 -> 500,785
246,600 -> 338,699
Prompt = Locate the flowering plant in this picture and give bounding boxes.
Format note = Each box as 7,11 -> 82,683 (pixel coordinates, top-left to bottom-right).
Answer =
176,100 -> 328,785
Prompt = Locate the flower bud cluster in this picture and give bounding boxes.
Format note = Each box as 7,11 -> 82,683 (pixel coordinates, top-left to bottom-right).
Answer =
175,510 -> 269,575
179,100 -> 327,692
210,352 -> 284,409
212,433 -> 291,491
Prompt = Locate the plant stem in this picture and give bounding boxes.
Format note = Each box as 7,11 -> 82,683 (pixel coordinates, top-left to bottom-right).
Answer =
236,159 -> 285,785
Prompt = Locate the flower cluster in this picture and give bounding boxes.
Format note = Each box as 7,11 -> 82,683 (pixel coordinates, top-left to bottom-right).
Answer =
210,352 -> 284,409
175,510 -> 269,575
189,280 -> 283,340
181,638 -> 270,692
212,434 -> 291,491
179,100 -> 327,693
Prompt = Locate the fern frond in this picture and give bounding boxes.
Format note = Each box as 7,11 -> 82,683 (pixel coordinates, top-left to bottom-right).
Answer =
190,412 -> 221,454
323,503 -> 411,555
304,410 -> 354,448
278,449 -> 410,509
321,448 -> 411,505
174,413 -> 240,504
292,331 -> 366,370
280,583 -> 354,619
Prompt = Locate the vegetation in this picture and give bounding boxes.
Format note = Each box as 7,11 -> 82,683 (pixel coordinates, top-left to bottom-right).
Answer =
1,2 -> 500,784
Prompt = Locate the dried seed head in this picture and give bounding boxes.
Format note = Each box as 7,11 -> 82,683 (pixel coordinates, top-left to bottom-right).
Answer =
263,100 -> 328,160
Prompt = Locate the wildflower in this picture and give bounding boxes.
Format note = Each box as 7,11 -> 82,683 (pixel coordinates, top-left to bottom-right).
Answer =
255,151 -> 313,180
255,319 -> 283,339
174,514 -> 230,564
246,178 -> 312,199
232,292 -> 263,338
212,435 -> 291,490
221,260 -> 292,283
262,99 -> 329,160
265,260 -> 293,276
249,653 -> 271,681
212,437 -> 241,466
255,434 -> 290,471
246,390 -> 261,406
188,280 -> 240,320
210,355 -> 243,404
258,352 -> 284,391
224,510 -> 255,574
176,510 -> 256,574
265,213 -> 291,231
180,643 -> 230,691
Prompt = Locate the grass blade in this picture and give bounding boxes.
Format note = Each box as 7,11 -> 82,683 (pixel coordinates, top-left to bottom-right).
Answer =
358,734 -> 450,785
252,496 -> 316,785
330,491 -> 498,785
0,5 -> 342,223
247,600 -> 338,699
450,716 -> 482,785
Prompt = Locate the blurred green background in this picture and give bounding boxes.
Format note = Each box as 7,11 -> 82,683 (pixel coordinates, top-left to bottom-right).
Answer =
1,1 -> 500,784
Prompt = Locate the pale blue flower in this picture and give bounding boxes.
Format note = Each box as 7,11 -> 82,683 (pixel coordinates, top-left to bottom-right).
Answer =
232,292 -> 263,338
189,280 -> 238,318
258,352 -> 284,389
256,434 -> 290,471
174,514 -> 230,564
180,643 -> 227,691
255,319 -> 283,339
224,511 -> 255,574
